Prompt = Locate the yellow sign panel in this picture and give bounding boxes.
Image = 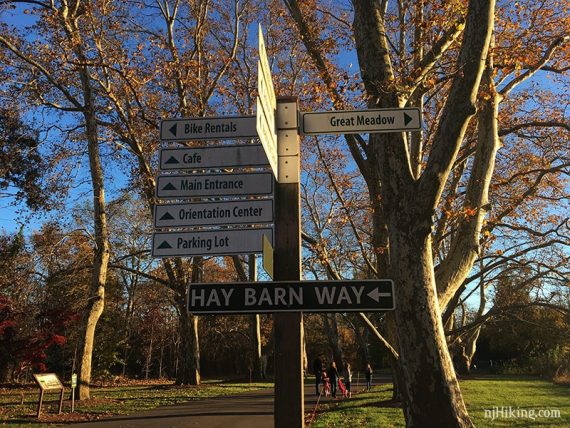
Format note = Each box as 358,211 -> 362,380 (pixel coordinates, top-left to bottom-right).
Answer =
262,234 -> 274,279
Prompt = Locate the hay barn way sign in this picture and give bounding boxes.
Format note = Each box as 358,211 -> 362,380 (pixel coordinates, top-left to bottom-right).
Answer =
187,279 -> 394,314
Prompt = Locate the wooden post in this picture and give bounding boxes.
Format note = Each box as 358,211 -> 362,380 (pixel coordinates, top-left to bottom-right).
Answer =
58,388 -> 64,414
36,390 -> 44,418
274,96 -> 304,428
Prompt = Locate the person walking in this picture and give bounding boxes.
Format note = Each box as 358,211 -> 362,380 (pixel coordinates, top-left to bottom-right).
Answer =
328,361 -> 339,398
343,362 -> 352,398
313,354 -> 323,395
365,363 -> 373,391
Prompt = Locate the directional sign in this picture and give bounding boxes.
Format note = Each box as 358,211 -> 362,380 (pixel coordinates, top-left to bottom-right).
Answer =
187,280 -> 395,314
154,199 -> 274,228
302,108 -> 421,135
152,227 -> 273,257
156,172 -> 273,199
160,145 -> 269,170
160,115 -> 257,141
256,24 -> 278,178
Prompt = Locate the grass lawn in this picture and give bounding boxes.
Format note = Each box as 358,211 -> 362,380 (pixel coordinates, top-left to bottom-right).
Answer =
311,375 -> 570,427
0,379 -> 273,427
1,375 -> 567,427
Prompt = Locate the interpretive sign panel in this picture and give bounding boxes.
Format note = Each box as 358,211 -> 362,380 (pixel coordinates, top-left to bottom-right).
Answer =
160,115 -> 257,141
33,374 -> 63,391
154,199 -> 274,228
302,108 -> 421,135
187,280 -> 395,314
33,373 -> 64,417
152,227 -> 273,257
156,172 -> 273,199
159,145 -> 268,170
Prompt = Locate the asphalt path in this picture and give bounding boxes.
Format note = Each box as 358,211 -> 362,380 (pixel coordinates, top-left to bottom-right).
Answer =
69,383 -> 333,428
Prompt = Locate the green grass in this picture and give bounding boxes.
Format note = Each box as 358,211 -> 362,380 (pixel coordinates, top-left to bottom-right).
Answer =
311,375 -> 570,427
0,379 -> 273,427
1,376 -> 568,427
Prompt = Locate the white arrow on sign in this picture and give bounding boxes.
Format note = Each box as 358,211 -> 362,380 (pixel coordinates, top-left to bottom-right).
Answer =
160,115 -> 257,141
302,108 -> 421,135
367,288 -> 393,303
159,144 -> 269,170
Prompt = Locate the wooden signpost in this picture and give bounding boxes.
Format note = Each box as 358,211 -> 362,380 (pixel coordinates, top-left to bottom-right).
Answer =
151,24 -> 416,428
33,373 -> 64,418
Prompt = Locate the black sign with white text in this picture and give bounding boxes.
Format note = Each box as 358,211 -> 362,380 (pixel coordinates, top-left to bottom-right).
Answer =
187,280 -> 394,314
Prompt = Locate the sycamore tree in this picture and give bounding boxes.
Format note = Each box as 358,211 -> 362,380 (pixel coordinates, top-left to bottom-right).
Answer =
281,0 -> 569,426
0,0 -> 115,399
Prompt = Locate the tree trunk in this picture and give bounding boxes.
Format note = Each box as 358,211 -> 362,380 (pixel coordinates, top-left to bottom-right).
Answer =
389,215 -> 473,427
249,255 -> 263,380
145,323 -> 154,379
76,86 -> 109,402
176,297 -> 200,385
322,313 -> 344,368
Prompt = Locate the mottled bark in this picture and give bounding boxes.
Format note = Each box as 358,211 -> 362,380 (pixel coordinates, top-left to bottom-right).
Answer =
350,0 -> 495,426
55,1 -> 111,401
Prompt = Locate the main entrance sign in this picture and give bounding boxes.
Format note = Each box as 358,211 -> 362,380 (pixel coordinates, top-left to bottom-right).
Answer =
187,280 -> 394,314
302,107 -> 421,135
156,172 -> 273,199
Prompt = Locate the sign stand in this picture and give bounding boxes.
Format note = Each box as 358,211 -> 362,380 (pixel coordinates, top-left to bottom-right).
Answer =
33,373 -> 65,418
273,97 -> 303,428
71,373 -> 77,412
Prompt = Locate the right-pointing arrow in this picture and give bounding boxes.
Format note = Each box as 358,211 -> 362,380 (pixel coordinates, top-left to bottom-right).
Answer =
404,112 -> 413,126
367,288 -> 392,302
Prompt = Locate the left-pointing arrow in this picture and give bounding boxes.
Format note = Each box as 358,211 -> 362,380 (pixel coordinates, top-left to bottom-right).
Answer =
169,123 -> 177,136
367,288 -> 392,302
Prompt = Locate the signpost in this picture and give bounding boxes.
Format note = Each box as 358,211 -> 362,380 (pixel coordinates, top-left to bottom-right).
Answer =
154,199 -> 274,228
155,172 -> 273,199
151,25 -> 419,428
152,228 -> 273,258
302,107 -> 421,135
188,280 -> 394,314
160,115 -> 257,141
71,373 -> 77,412
159,144 -> 269,170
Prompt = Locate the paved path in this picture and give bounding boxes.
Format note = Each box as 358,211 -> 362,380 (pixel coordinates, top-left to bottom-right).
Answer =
70,385 -> 325,428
